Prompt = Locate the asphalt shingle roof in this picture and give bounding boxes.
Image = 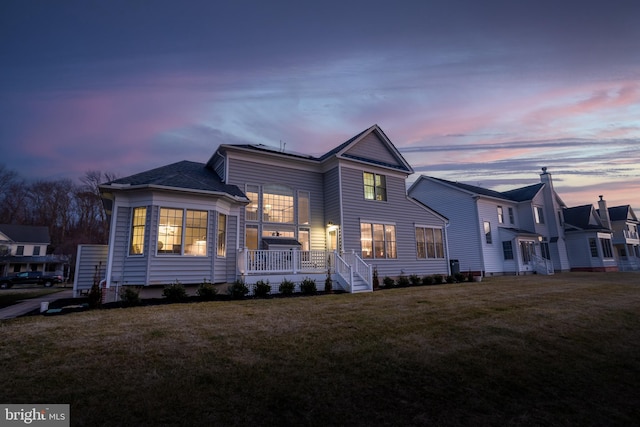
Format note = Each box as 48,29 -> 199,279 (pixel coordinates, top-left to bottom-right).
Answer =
563,205 -> 607,230
427,177 -> 544,202
0,224 -> 50,244
106,161 -> 246,198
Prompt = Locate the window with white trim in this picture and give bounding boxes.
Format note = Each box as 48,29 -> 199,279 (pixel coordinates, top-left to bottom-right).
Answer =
217,213 -> 227,257
484,221 -> 492,244
415,227 -> 444,259
158,208 -> 208,256
361,222 -> 396,259
534,206 -> 545,224
129,207 -> 147,255
363,172 -> 387,201
497,206 -> 504,224
263,184 -> 294,223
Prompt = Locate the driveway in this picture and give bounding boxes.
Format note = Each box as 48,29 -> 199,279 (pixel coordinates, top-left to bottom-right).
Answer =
0,289 -> 74,320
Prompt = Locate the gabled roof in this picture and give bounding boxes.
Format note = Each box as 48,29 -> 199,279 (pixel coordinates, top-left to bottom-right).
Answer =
101,160 -> 247,200
502,183 -> 544,202
417,176 -> 544,203
563,205 -> 610,231
0,224 -> 50,244
213,125 -> 413,174
606,205 -> 638,222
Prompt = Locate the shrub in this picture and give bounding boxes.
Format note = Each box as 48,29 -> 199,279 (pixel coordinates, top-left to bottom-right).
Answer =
372,267 -> 380,290
87,281 -> 102,309
433,274 -> 444,285
409,274 -> 421,286
324,270 -> 333,293
197,279 -> 218,300
383,276 -> 395,288
279,279 -> 295,296
163,280 -> 187,301
454,273 -> 466,283
253,280 -> 271,298
467,272 -> 475,282
119,286 -> 141,307
446,275 -> 455,284
300,277 -> 317,295
227,280 -> 249,299
397,275 -> 410,287
422,275 -> 434,286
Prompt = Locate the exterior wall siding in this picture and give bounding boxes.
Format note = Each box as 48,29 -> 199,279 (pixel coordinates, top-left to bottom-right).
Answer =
72,244 -> 108,297
409,179 -> 483,273
340,166 -> 448,278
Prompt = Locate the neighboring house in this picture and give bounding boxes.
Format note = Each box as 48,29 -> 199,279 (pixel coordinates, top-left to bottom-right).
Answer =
408,167 -> 571,276
0,224 -> 69,277
563,202 -> 617,272
596,197 -> 640,271
98,125 -> 450,297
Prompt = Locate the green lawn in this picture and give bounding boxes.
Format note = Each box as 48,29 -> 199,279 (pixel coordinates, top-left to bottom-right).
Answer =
1,272 -> 639,426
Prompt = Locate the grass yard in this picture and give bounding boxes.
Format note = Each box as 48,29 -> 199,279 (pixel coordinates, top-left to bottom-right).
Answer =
1,272 -> 639,426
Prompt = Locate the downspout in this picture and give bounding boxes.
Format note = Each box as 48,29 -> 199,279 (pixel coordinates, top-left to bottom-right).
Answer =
444,220 -> 452,276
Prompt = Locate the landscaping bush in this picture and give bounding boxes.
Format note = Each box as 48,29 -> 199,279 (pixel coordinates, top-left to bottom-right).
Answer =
454,272 -> 466,283
300,277 -> 317,295
196,279 -> 218,300
324,270 -> 333,294
383,276 -> 395,288
422,275 -> 434,286
409,274 -> 421,286
279,279 -> 295,296
372,267 -> 379,290
397,275 -> 410,287
87,281 -> 102,309
446,275 -> 455,284
228,280 -> 249,299
433,274 -> 444,285
163,280 -> 187,301
119,286 -> 141,307
253,280 -> 271,298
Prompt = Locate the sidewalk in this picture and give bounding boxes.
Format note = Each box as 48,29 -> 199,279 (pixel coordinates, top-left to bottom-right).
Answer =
0,289 -> 74,320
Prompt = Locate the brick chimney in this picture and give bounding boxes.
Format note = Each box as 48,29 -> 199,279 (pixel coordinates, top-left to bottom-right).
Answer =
598,195 -> 611,230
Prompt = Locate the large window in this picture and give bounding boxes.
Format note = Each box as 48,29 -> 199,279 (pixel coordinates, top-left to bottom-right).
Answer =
361,222 -> 396,259
245,184 -> 259,221
130,207 -> 147,255
416,227 -> 444,259
158,208 -> 208,256
217,213 -> 227,257
263,184 -> 294,223
298,191 -> 310,225
363,172 -> 387,201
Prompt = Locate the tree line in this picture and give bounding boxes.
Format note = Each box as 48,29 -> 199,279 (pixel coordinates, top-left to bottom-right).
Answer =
0,164 -> 115,256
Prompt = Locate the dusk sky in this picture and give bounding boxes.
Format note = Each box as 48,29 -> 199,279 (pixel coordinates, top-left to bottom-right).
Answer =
2,0 -> 639,211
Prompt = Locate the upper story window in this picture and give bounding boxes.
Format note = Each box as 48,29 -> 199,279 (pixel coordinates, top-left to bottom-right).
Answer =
245,184 -> 259,221
33,246 -> 41,256
363,172 -> 387,201
158,208 -> 208,256
129,207 -> 147,255
497,206 -> 504,223
361,222 -> 396,259
508,207 -> 515,224
484,221 -> 492,244
16,245 -> 24,256
534,206 -> 545,224
263,184 -> 294,223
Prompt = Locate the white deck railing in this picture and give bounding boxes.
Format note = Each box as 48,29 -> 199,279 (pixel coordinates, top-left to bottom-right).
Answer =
238,249 -> 372,292
532,254 -> 554,275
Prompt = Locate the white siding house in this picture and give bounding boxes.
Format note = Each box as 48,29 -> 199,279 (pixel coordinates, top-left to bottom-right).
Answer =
597,197 -> 640,271
408,167 -> 571,276
98,125 -> 450,298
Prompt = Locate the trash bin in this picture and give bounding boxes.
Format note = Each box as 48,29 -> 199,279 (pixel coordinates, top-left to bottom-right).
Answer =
449,259 -> 460,275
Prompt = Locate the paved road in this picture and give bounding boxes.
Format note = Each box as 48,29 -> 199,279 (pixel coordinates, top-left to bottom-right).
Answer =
0,289 -> 74,320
